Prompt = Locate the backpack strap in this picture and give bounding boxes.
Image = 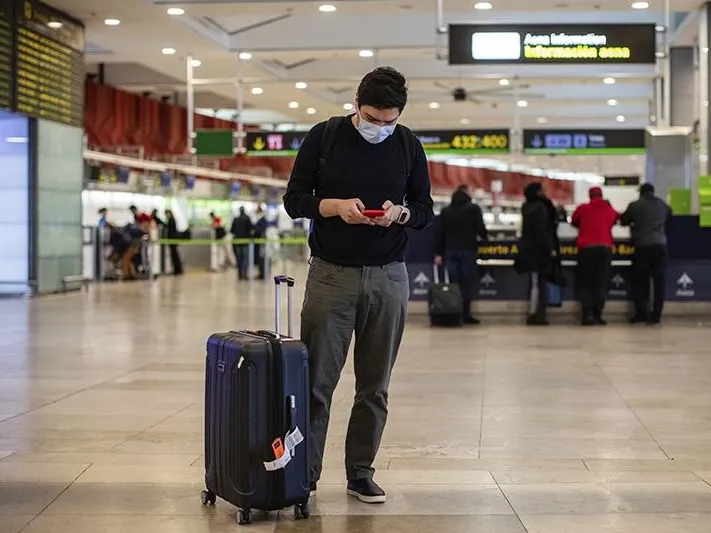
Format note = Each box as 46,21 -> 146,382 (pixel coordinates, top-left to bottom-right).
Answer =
396,124 -> 416,179
318,116 -> 345,175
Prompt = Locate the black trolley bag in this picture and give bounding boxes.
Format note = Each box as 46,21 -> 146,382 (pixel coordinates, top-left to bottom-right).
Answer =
201,275 -> 311,525
428,264 -> 464,327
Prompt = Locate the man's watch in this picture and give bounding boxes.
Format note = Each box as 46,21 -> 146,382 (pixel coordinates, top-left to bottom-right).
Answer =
396,206 -> 410,224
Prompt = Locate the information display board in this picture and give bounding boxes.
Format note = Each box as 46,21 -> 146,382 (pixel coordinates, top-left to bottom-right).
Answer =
604,175 -> 641,187
523,129 -> 646,155
245,131 -> 308,156
14,0 -> 85,127
0,0 -> 13,111
449,24 -> 656,65
415,129 -> 509,155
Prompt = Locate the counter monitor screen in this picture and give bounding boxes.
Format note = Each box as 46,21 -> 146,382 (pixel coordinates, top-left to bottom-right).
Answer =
15,0 -> 85,127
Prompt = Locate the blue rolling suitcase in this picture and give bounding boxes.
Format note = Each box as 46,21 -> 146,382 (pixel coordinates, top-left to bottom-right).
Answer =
201,275 -> 310,525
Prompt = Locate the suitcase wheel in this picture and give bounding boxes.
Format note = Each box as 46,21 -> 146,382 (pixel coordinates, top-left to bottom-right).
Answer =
293,502 -> 310,520
237,508 -> 252,525
200,490 -> 216,506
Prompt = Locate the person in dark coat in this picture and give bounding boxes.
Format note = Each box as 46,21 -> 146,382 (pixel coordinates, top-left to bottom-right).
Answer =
230,207 -> 254,280
515,182 -> 559,326
252,206 -> 268,280
164,209 -> 183,275
434,185 -> 488,324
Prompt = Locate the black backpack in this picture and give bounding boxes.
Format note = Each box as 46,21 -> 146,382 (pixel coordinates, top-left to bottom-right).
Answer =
318,116 -> 416,180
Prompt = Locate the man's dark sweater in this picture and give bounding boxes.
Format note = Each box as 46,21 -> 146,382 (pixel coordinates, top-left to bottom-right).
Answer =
283,118 -> 434,266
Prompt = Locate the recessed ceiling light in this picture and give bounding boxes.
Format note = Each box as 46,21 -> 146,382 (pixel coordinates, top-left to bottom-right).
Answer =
167,7 -> 185,16
288,101 -> 300,109
460,118 -> 471,125
603,77 -> 616,84
47,21 -> 62,29
319,4 -> 337,12
306,107 -> 316,115
161,47 -> 176,55
474,2 -> 493,9
616,114 -> 626,122
499,78 -> 510,86
251,87 -> 263,95
607,98 -> 618,106
104,18 -> 121,26
429,102 -> 441,109
631,1 -> 649,9
359,49 -> 374,58
190,59 -> 202,67
343,103 -> 354,111
537,117 -> 548,124
295,81 -> 308,89
517,99 -> 528,108
238,52 -> 253,60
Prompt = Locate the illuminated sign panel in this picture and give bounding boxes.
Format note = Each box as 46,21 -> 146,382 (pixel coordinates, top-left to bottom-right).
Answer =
0,0 -> 14,110
523,129 -> 646,155
416,129 -> 509,154
449,24 -> 656,65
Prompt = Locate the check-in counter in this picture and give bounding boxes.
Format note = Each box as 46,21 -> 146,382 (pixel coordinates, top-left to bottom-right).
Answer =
405,216 -> 711,318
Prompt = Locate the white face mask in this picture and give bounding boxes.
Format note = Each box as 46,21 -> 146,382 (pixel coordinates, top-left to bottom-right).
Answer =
356,112 -> 396,144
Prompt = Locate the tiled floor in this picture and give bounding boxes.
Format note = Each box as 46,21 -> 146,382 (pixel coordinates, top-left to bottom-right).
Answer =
1,270 -> 711,532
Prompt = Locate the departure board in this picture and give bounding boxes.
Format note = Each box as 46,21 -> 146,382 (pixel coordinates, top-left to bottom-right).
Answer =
14,0 -> 84,127
0,0 -> 13,111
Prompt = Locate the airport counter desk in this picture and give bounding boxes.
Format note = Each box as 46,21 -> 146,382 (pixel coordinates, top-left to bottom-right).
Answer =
405,216 -> 711,318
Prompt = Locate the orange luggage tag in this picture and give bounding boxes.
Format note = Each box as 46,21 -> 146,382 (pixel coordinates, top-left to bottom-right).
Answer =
271,438 -> 285,460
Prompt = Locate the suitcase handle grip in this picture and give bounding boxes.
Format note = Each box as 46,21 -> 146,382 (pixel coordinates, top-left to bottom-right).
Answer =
274,275 -> 295,337
274,275 -> 295,287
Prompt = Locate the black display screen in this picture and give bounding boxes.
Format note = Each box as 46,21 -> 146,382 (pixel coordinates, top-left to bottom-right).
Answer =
523,129 -> 646,155
605,175 -> 641,187
415,129 -> 510,154
449,24 -> 657,65
0,0 -> 13,111
14,0 -> 84,127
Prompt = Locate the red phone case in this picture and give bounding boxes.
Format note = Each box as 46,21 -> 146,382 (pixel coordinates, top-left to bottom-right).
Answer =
362,209 -> 385,217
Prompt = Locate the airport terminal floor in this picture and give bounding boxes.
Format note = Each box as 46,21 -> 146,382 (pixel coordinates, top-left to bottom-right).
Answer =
2,269 -> 711,533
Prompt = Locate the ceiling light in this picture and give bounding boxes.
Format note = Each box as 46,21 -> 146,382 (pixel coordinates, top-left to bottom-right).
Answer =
607,98 -> 618,106
343,103 -> 354,111
251,87 -> 263,95
474,2 -> 493,9
306,107 -> 316,115
603,77 -> 616,84
167,7 -> 185,16
537,117 -> 548,124
239,52 -> 253,60
288,101 -> 300,109
319,4 -> 337,12
4,137 -> 28,143
295,81 -> 308,89
47,21 -> 62,29
499,78 -> 510,86
359,49 -> 374,58
104,18 -> 121,26
459,118 -> 471,125
429,102 -> 441,109
190,59 -> 202,67
517,99 -> 528,108
161,47 -> 176,55
616,115 -> 626,122
631,1 -> 649,9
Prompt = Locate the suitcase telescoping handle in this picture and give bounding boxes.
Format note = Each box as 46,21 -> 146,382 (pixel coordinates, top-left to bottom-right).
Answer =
274,275 -> 295,338
433,263 -> 450,285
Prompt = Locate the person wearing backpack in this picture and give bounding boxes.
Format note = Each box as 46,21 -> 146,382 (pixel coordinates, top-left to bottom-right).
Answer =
283,67 -> 434,505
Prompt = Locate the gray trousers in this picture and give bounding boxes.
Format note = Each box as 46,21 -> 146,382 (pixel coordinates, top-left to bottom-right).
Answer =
301,257 -> 409,482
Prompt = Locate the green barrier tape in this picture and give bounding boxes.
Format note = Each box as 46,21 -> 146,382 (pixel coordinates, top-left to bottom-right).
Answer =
158,237 -> 309,246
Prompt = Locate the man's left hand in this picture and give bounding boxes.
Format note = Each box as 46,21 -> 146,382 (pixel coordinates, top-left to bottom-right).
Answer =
374,200 -> 403,228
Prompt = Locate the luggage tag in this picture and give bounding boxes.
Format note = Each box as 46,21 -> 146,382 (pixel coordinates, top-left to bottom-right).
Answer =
263,426 -> 304,471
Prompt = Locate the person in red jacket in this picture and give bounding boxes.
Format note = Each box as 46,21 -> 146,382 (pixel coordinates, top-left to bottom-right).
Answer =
571,186 -> 619,326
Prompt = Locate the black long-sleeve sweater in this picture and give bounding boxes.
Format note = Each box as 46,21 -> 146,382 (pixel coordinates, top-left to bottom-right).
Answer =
283,118 -> 434,266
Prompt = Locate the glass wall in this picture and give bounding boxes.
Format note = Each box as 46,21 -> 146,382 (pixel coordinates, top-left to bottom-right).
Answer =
0,111 -> 30,295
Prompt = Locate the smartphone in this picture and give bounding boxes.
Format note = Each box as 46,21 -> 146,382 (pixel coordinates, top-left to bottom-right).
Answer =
362,209 -> 385,218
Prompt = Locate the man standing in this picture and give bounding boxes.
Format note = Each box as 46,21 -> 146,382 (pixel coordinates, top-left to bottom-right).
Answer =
230,207 -> 254,280
620,183 -> 672,325
284,67 -> 434,504
434,185 -> 488,324
252,206 -> 268,280
571,187 -> 619,326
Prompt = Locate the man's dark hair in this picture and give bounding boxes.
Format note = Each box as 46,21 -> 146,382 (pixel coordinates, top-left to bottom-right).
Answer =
356,67 -> 408,112
640,183 -> 655,195
129,205 -> 137,211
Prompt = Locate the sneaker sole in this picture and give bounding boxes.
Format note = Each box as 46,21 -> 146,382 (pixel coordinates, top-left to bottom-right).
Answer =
347,489 -> 387,504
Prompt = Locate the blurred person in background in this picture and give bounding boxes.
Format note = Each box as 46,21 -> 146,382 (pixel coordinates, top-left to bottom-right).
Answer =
434,184 -> 488,324
252,206 -> 268,280
129,205 -> 152,228
210,211 -> 235,271
571,186 -> 619,326
164,209 -> 183,276
230,207 -> 254,280
515,182 -> 559,326
620,183 -> 672,325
